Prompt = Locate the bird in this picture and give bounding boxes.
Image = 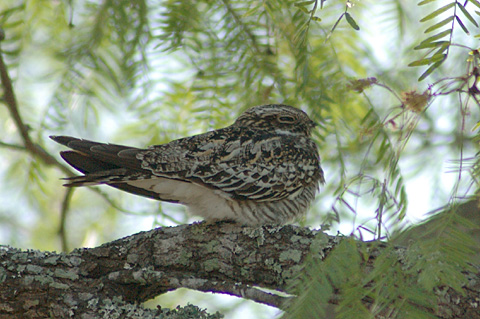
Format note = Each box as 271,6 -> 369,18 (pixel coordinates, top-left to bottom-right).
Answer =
50,104 -> 325,225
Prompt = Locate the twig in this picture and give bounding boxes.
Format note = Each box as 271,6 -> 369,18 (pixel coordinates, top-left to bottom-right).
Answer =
0,30 -> 71,176
0,28 -> 75,251
58,188 -> 74,252
0,141 -> 25,151
178,277 -> 292,309
221,0 -> 261,55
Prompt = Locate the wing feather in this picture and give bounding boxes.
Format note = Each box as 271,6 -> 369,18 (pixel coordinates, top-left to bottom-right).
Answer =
51,129 -> 323,203
136,129 -> 323,202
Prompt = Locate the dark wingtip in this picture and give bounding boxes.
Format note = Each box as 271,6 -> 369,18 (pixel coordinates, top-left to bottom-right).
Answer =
49,135 -> 66,141
49,135 -> 79,147
60,176 -> 86,187
60,177 -> 76,187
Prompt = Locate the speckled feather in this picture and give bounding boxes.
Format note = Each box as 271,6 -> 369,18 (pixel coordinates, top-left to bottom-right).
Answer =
51,104 -> 325,225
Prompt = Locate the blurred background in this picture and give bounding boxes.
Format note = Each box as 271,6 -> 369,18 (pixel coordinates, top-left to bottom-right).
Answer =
1,1 -> 479,317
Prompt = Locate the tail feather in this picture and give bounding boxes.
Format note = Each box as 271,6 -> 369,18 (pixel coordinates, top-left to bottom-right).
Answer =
60,151 -> 120,175
51,135 -> 143,172
50,135 -> 181,203
61,168 -> 131,187
59,150 -> 144,186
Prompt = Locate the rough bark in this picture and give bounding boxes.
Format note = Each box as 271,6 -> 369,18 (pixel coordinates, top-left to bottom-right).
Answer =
0,222 -> 479,319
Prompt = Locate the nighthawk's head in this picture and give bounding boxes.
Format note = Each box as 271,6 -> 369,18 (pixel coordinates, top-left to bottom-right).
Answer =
233,104 -> 317,136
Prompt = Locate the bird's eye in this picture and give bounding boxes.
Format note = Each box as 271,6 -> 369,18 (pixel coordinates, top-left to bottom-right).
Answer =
278,115 -> 296,123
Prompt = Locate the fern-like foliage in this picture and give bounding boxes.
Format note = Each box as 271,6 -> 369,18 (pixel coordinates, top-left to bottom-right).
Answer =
47,1 -> 150,132
410,0 -> 480,81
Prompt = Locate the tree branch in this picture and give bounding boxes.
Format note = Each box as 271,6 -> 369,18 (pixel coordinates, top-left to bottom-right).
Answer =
0,141 -> 25,151
0,30 -> 71,176
1,222 -> 479,318
58,188 -> 74,252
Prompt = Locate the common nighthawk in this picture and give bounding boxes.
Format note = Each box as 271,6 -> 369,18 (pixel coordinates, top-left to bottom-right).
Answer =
51,104 -> 325,225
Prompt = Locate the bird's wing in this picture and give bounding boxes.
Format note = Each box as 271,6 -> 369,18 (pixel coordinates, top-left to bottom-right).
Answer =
51,130 -> 323,202
139,129 -> 323,202
51,135 -> 142,171
50,135 -> 178,201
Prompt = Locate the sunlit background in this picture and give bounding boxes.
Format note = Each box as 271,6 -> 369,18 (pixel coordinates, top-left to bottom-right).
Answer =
1,1 -> 479,318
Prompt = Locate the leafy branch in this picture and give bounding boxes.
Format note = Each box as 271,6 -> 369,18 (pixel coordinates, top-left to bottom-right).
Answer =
0,33 -> 69,173
0,28 -> 82,252
410,0 -> 480,81
340,44 -> 480,238
294,0 -> 360,41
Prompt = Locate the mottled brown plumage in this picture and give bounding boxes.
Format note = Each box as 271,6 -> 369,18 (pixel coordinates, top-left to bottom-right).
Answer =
51,104 -> 325,225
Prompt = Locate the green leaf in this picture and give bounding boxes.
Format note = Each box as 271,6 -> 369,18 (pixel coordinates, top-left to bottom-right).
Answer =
424,16 -> 454,33
294,0 -> 315,7
434,42 -> 450,55
242,5 -> 261,18
297,6 -> 310,14
472,121 -> 480,132
468,0 -> 480,10
414,40 -> 450,50
409,58 -> 434,67
345,12 -> 360,30
457,2 -> 479,27
418,60 -> 444,81
408,53 -> 446,67
430,53 -> 447,62
424,29 -> 452,41
456,16 -> 470,34
415,29 -> 452,49
418,0 -> 438,5
420,3 -> 455,22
